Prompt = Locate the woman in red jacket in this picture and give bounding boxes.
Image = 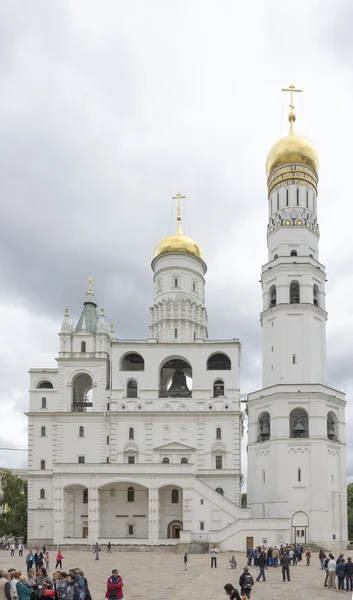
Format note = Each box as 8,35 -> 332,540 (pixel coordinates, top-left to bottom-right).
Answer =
105,570 -> 123,600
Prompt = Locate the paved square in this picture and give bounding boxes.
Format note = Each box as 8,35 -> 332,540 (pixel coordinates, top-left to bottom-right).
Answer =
0,550 -> 347,599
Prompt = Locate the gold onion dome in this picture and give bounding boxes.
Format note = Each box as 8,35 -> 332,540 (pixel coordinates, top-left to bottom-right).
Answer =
154,193 -> 204,260
266,111 -> 319,179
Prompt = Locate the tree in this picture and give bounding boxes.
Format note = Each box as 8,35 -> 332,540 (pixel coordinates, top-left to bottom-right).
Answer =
347,483 -> 353,541
241,493 -> 247,507
0,470 -> 27,542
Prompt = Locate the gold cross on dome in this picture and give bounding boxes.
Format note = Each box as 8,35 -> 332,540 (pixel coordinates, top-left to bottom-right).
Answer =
88,275 -> 94,293
282,84 -> 302,111
172,192 -> 186,222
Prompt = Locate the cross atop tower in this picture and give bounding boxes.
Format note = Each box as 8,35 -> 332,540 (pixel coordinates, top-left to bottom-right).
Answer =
172,192 -> 186,223
282,84 -> 302,111
88,275 -> 94,294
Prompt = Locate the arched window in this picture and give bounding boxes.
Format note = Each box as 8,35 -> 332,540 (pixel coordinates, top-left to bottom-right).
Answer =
79,426 -> 84,437
269,285 -> 276,308
41,397 -> 47,409
83,489 -> 88,503
290,281 -> 300,303
292,354 -> 297,364
313,284 -> 319,307
40,460 -> 46,470
171,488 -> 179,503
127,487 -> 134,502
40,488 -> 45,499
40,426 -> 46,437
162,457 -> 170,464
181,457 -> 188,464
327,412 -> 337,440
37,381 -> 53,389
120,353 -> 145,371
215,487 -> 224,496
207,353 -> 231,370
213,380 -> 224,397
129,427 -> 134,440
216,427 -> 222,440
127,380 -> 138,398
290,250 -> 298,256
258,412 -> 271,442
274,254 -> 278,259
81,341 -> 86,353
290,409 -> 309,438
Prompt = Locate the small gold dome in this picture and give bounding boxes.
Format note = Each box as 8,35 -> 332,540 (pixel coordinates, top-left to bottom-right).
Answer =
266,113 -> 319,178
154,232 -> 204,260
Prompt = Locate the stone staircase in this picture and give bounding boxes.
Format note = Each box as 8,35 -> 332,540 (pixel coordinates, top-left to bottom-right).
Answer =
188,542 -> 209,554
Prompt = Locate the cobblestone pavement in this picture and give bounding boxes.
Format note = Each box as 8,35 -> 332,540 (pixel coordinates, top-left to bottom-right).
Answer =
0,550 -> 349,600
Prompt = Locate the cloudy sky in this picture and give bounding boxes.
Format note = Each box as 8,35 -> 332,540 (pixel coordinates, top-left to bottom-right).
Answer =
0,0 -> 352,483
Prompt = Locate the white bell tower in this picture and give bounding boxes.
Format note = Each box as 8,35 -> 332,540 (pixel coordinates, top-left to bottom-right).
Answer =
247,86 -> 348,548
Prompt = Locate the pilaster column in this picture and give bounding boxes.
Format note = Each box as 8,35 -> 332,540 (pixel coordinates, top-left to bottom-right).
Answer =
182,486 -> 193,532
148,486 -> 159,546
88,479 -> 100,545
53,476 -> 64,546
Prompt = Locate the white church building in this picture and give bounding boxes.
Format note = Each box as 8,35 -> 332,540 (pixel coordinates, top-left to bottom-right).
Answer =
27,90 -> 348,551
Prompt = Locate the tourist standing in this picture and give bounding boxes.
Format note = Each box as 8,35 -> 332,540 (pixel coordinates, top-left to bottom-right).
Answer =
44,552 -> 50,572
26,569 -> 36,589
327,555 -> 337,589
17,544 -> 24,558
210,546 -> 218,568
93,543 -> 100,561
105,570 -> 123,600
16,575 -> 34,600
224,584 -> 241,600
336,558 -> 346,590
319,549 -> 325,569
65,574 -> 79,600
56,573 -> 68,600
25,551 -> 34,574
0,571 -> 11,600
272,547 -> 279,568
229,556 -> 237,569
256,552 -> 266,582
280,552 -> 291,582
10,571 -> 20,600
239,567 -> 254,598
55,550 -> 64,569
107,542 -> 112,554
305,548 -> 311,566
183,553 -> 188,571
344,557 -> 353,591
9,545 -> 15,558
246,548 -> 253,567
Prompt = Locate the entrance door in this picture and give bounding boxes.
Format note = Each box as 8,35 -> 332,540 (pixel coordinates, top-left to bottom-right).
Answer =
246,536 -> 254,549
82,526 -> 88,539
293,527 -> 307,544
171,524 -> 181,539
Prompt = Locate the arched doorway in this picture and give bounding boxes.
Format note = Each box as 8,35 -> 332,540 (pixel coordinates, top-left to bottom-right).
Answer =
291,511 -> 309,544
168,520 -> 183,539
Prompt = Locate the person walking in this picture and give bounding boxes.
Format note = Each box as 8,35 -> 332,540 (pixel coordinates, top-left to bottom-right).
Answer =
25,551 -> 34,574
105,570 -> 123,600
44,552 -> 50,572
344,556 -> 353,591
272,547 -> 279,568
107,542 -> 112,554
210,546 -> 218,568
280,552 -> 291,582
239,567 -> 254,598
93,543 -> 100,561
17,544 -> 24,559
336,558 -> 346,590
224,584 -> 241,600
327,555 -> 337,589
55,550 -> 64,569
256,552 -> 266,582
183,553 -> 188,571
319,549 -> 326,570
246,548 -> 253,567
305,548 -> 311,566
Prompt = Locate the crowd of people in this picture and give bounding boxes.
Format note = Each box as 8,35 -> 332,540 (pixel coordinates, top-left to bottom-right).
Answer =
0,544 -> 124,600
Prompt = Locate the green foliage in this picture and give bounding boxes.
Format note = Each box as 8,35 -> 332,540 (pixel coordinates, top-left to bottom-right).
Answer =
241,492 -> 247,507
0,470 -> 27,542
347,483 -> 353,541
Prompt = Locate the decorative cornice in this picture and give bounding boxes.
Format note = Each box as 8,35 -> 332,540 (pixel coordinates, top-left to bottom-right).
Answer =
268,164 -> 318,197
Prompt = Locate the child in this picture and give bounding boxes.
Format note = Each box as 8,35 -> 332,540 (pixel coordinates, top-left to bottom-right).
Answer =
45,551 -> 50,572
184,553 -> 188,570
229,556 -> 237,569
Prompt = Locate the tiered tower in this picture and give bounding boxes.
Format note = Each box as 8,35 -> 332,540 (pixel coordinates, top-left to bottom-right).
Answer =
247,86 -> 348,547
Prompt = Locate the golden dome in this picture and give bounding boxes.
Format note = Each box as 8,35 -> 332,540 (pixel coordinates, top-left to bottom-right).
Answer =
266,112 -> 319,178
154,195 -> 204,260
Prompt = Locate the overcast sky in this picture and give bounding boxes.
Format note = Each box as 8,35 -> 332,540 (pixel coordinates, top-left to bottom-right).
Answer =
0,0 -> 352,484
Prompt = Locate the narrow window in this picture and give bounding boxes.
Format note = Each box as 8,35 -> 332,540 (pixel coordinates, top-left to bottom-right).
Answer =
200,499 -> 204,505
107,435 -> 109,445
215,455 -> 223,470
306,190 -> 309,208
213,380 -> 224,397
106,457 -> 109,463
174,328 -> 177,339
81,341 -> 86,353
292,354 -> 296,364
298,468 -> 301,482
269,285 -> 276,307
216,427 -> 222,440
271,346 -> 274,352
286,189 -> 289,206
40,460 -> 46,470
331,474 -> 334,485
127,380 -> 137,398
200,521 -> 205,531
128,456 -> 135,464
78,456 -> 85,464
296,188 -> 299,206
162,457 -> 170,464
171,489 -> 179,504
129,427 -> 134,440
277,193 -> 279,210
262,469 -> 265,483
41,397 -> 47,409
194,331 -> 196,341
290,281 -> 300,303
40,488 -> 45,499
181,457 -> 188,464
40,426 -> 46,437
192,282 -> 196,291
290,250 -> 297,256
271,365 -> 273,371
79,426 -> 84,437
107,402 -> 110,411
127,487 -> 134,502
128,525 -> 134,536
174,278 -> 178,288
83,489 -> 88,503
313,284 -> 319,307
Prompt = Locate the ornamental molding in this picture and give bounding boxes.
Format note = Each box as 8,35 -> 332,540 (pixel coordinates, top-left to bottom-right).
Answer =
328,448 -> 340,456
255,449 -> 270,457
210,441 -> 228,454
268,206 -> 319,236
288,446 -> 310,454
268,164 -> 318,196
122,442 -> 139,454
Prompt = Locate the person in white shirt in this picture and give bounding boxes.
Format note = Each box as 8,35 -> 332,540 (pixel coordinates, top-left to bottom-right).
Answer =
210,546 -> 219,568
18,543 -> 24,557
327,557 -> 337,589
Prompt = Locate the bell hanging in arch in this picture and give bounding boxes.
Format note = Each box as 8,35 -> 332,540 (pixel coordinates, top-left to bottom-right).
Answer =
293,416 -> 306,437
327,418 -> 335,439
168,370 -> 191,398
260,419 -> 270,440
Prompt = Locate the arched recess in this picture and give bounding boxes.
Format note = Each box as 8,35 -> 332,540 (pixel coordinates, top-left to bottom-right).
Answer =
126,379 -> 138,398
213,379 -> 225,398
120,352 -> 145,371
258,412 -> 271,442
158,485 -> 183,539
290,280 -> 300,304
313,284 -> 319,307
269,285 -> 276,308
290,408 -> 309,438
72,372 -> 93,412
327,411 -> 337,441
207,353 -> 231,370
36,380 -> 54,389
159,356 -> 192,399
291,511 -> 309,544
167,520 -> 183,539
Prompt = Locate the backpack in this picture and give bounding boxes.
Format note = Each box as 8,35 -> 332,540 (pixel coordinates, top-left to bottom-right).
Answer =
243,574 -> 253,588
